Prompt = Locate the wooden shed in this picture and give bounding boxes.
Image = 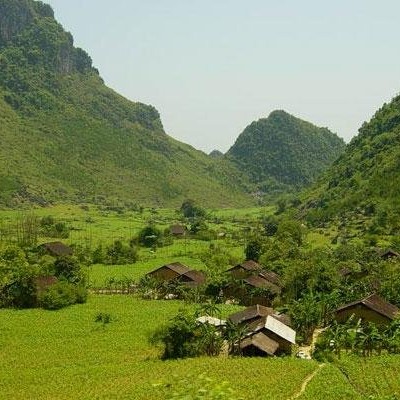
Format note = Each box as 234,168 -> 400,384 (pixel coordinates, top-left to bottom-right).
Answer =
335,293 -> 399,326
240,332 -> 279,356
246,315 -> 296,355
147,262 -> 191,281
226,260 -> 262,279
177,270 -> 206,286
380,249 -> 400,260
38,242 -> 73,257
169,224 -> 186,237
146,262 -> 206,286
228,305 -> 295,356
228,304 -> 274,325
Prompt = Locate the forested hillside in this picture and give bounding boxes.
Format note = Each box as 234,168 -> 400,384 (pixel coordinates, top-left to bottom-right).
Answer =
227,110 -> 345,194
304,94 -> 400,235
0,0 -> 251,207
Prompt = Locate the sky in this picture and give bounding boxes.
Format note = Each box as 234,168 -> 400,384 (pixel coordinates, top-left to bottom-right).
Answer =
45,0 -> 400,153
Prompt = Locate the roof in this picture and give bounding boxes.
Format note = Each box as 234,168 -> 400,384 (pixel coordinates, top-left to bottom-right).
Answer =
335,293 -> 399,321
243,275 -> 281,294
259,270 -> 282,287
240,332 -> 279,356
227,260 -> 262,273
149,262 -> 192,276
247,313 -> 293,334
170,225 -> 186,235
196,316 -> 226,327
265,315 -> 296,344
39,242 -> 73,257
228,304 -> 274,325
380,248 -> 400,259
272,312 -> 292,327
180,270 -> 206,284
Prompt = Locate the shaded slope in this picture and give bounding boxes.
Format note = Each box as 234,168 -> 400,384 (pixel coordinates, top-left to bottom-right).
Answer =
227,110 -> 345,193
0,0 -> 251,207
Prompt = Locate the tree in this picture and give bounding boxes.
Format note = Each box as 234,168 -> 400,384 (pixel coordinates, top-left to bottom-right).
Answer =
0,246 -> 38,308
105,240 -> 137,264
244,239 -> 262,262
180,199 -> 206,219
54,256 -> 84,284
288,291 -> 322,343
138,225 -> 162,248
150,310 -> 200,359
223,320 -> 249,356
276,220 -> 304,246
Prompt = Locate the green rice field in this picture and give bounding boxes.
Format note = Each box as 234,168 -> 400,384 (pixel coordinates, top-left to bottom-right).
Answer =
1,295 -> 400,399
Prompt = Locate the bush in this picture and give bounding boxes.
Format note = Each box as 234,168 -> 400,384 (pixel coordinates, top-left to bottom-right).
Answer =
54,256 -> 85,284
40,216 -> 70,238
75,284 -> 88,304
137,225 -> 162,248
39,281 -> 78,310
105,240 -> 137,264
0,246 -> 38,308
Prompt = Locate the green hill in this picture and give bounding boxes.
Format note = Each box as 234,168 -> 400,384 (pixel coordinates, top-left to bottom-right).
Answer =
226,110 -> 345,194
303,94 -> 400,234
0,0 -> 251,208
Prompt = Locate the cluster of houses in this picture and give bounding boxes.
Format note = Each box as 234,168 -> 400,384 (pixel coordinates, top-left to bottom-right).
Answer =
146,259 -> 282,305
33,240 -> 400,357
146,259 -> 400,357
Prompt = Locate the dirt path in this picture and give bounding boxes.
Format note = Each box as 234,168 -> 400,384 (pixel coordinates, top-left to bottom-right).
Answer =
297,328 -> 326,359
289,363 -> 325,400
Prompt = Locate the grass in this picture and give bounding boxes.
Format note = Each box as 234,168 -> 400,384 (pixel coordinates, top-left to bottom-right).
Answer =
2,295 -> 400,399
298,363 -> 362,400
0,295 -> 315,400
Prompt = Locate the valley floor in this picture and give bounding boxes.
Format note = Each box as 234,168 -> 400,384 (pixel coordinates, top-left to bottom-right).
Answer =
1,295 -> 399,400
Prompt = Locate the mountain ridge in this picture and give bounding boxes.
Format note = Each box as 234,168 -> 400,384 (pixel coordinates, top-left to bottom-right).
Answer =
226,110 -> 346,194
0,0 -> 252,208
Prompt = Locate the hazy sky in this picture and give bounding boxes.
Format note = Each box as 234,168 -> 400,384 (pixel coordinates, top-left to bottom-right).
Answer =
45,0 -> 400,153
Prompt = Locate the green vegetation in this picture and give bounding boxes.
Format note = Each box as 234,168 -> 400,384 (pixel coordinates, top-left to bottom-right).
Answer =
227,110 -> 345,194
0,0 -> 251,208
303,94 -> 400,241
1,295 -> 400,399
0,244 -> 87,310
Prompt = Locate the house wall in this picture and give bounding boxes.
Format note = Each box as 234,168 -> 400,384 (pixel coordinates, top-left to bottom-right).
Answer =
148,268 -> 180,282
262,330 -> 292,355
335,304 -> 392,326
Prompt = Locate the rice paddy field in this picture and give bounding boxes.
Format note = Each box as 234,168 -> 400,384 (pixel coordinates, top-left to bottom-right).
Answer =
1,295 -> 400,399
1,205 -> 399,399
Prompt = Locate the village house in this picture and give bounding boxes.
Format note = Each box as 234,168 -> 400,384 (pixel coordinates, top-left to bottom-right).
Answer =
226,260 -> 263,279
335,293 -> 399,326
169,224 -> 186,237
225,261 -> 282,305
380,248 -> 400,260
228,305 -> 295,357
38,241 -> 73,257
146,262 -> 205,286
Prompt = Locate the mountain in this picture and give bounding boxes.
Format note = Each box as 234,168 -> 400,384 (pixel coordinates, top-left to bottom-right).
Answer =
303,94 -> 400,233
226,110 -> 345,193
209,150 -> 223,158
0,0 -> 251,208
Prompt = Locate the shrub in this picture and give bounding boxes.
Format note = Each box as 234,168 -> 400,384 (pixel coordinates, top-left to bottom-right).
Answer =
137,225 -> 162,248
105,240 -> 137,264
39,281 -> 78,310
54,256 -> 85,284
